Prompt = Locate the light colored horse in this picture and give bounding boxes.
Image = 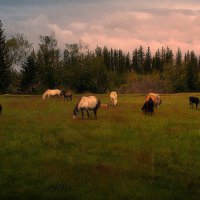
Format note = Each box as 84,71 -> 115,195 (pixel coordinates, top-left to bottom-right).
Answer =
42,89 -> 62,99
145,93 -> 161,108
73,96 -> 101,119
110,91 -> 118,106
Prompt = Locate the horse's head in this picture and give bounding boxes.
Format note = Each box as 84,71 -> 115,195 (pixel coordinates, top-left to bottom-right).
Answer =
73,107 -> 79,119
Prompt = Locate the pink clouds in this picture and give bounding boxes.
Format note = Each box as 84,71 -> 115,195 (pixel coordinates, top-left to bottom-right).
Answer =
3,0 -> 200,54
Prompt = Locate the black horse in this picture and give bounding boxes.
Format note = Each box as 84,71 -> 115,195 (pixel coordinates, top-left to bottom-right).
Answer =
141,97 -> 154,115
189,96 -> 199,109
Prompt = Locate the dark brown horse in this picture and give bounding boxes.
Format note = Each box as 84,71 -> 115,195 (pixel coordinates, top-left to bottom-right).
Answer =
63,91 -> 73,101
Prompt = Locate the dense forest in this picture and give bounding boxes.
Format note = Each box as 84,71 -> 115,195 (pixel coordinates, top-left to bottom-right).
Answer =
0,20 -> 200,94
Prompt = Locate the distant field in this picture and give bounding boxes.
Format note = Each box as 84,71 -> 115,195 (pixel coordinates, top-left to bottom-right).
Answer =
0,93 -> 200,200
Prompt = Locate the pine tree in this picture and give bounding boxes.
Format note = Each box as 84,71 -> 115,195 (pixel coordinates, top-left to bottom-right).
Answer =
125,52 -> 131,72
118,49 -> 126,73
103,46 -> 110,71
152,48 -> 162,71
186,51 -> 199,91
138,46 -> 145,73
0,20 -> 11,93
132,48 -> 139,72
144,46 -> 152,73
20,51 -> 38,93
175,47 -> 182,66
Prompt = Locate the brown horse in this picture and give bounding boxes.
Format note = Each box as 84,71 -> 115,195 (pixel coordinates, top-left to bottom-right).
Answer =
63,91 -> 73,101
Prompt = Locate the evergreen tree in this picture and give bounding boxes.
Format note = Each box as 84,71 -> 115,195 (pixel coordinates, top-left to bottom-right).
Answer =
132,48 -> 139,72
110,48 -> 114,71
138,46 -> 145,73
103,46 -> 110,71
144,46 -> 152,73
152,48 -> 162,71
20,51 -> 38,93
95,45 -> 102,57
118,49 -> 126,73
186,51 -> 199,91
165,47 -> 174,64
175,47 -> 182,66
125,52 -> 131,72
0,20 -> 11,93
113,49 -> 118,72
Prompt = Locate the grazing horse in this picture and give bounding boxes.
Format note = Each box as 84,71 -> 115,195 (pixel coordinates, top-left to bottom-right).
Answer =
42,89 -> 62,99
189,96 -> 199,109
110,91 -> 118,106
63,91 -> 73,101
73,96 -> 101,119
145,93 -> 161,108
0,104 -> 2,115
142,97 -> 154,115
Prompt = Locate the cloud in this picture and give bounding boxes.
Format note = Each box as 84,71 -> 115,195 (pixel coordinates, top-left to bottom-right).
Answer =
1,0 -> 200,54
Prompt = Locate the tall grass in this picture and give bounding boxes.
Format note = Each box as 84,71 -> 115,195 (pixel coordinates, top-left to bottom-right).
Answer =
0,94 -> 200,199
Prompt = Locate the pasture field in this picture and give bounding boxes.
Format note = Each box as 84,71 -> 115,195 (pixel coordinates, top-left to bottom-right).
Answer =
0,93 -> 200,200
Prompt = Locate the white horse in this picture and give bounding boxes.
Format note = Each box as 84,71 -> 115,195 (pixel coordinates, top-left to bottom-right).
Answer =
145,93 -> 161,108
42,89 -> 62,99
110,91 -> 118,106
73,96 -> 101,119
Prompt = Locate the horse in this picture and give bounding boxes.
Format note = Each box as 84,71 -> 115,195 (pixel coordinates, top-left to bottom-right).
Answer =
0,104 -> 2,115
42,89 -> 62,99
189,96 -> 199,109
145,93 -> 161,108
63,91 -> 73,101
110,91 -> 118,106
142,97 -> 154,115
73,96 -> 101,119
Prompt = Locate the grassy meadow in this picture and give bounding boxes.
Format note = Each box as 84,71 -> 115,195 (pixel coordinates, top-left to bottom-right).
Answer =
0,93 -> 200,200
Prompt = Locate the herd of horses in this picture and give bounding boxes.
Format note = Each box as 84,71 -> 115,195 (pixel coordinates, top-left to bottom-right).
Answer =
0,90 -> 199,118
41,89 -> 161,119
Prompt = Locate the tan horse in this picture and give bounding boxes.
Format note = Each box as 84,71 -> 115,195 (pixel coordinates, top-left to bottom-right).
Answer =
42,89 -> 62,99
110,91 -> 117,106
73,96 -> 101,119
145,93 -> 161,108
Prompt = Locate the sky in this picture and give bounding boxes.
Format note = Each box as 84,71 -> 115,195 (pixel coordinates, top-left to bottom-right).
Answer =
1,0 -> 200,53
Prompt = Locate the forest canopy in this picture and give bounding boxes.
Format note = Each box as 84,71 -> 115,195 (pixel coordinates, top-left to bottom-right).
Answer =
0,20 -> 200,94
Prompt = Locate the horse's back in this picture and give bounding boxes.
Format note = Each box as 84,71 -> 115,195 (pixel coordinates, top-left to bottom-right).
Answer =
145,93 -> 161,107
78,96 -> 98,109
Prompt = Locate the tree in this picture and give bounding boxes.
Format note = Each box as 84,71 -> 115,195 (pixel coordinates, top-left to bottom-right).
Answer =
152,48 -> 162,71
186,51 -> 199,91
144,46 -> 152,73
6,33 -> 32,70
125,52 -> 131,72
20,51 -> 38,93
175,47 -> 182,66
0,20 -> 11,93
37,34 -> 61,89
132,48 -> 139,72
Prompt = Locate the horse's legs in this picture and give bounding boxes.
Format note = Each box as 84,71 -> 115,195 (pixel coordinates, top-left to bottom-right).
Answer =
81,109 -> 84,119
93,109 -> 97,119
86,110 -> 90,118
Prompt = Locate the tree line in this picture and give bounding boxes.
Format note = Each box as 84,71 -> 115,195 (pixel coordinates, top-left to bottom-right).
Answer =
0,20 -> 200,94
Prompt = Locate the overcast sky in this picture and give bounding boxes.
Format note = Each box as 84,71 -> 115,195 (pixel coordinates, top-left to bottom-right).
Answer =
1,0 -> 200,53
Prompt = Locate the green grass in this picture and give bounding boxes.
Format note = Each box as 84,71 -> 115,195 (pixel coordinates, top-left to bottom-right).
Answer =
0,93 -> 200,200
